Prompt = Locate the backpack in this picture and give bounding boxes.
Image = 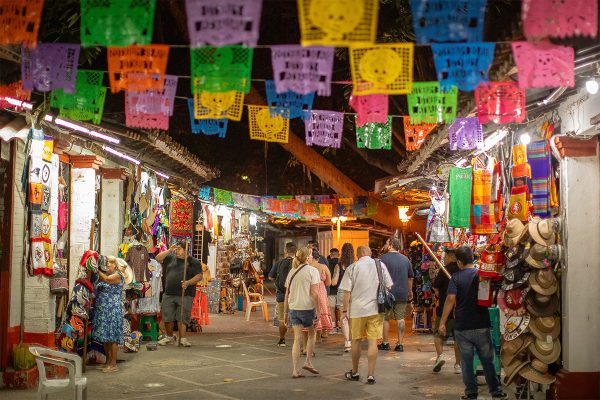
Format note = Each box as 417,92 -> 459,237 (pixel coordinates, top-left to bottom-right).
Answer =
275,257 -> 293,294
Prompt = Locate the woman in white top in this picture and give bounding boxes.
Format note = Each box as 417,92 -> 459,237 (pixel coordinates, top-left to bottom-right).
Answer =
284,247 -> 321,378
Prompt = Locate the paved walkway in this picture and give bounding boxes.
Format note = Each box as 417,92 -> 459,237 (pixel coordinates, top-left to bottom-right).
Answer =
1,302 -> 540,399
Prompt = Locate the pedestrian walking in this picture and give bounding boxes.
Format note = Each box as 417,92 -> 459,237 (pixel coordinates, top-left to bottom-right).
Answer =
339,246 -> 393,384
327,248 -> 340,333
439,246 -> 507,399
268,242 -> 296,347
335,243 -> 354,352
378,237 -> 413,352
284,247 -> 321,378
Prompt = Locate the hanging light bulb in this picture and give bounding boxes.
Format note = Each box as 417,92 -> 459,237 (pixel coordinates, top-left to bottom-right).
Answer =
519,133 -> 531,145
586,78 -> 599,95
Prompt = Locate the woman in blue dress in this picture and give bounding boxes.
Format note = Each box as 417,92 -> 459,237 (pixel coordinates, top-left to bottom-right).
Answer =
93,256 -> 124,373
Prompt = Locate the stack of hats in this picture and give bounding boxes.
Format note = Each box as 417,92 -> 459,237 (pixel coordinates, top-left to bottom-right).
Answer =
499,217 -> 562,386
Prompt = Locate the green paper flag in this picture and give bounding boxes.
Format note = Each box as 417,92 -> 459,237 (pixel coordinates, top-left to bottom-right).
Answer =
51,70 -> 106,124
80,0 -> 157,47
407,82 -> 457,124
191,46 -> 253,94
448,166 -> 473,228
213,188 -> 234,206
356,116 -> 392,150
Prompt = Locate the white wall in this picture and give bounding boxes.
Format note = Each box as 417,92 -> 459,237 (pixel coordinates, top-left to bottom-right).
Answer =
100,178 -> 124,257
9,142 -> 25,328
560,149 -> 600,372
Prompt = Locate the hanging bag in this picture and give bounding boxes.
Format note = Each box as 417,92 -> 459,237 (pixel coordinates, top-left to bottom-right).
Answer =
375,259 -> 395,313
50,246 -> 68,295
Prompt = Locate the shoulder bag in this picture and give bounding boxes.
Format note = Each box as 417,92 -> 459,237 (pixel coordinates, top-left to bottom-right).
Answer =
375,259 -> 395,313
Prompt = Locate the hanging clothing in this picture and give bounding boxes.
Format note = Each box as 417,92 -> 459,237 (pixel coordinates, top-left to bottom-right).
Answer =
126,245 -> 150,283
471,169 -> 496,234
136,260 -> 162,314
448,167 -> 473,228
427,196 -> 451,243
527,140 -> 552,218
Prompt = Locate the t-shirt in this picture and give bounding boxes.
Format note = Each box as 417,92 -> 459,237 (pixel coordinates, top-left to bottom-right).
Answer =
328,258 -> 340,295
432,262 -> 460,318
338,256 -> 393,318
268,256 -> 293,302
163,254 -> 201,297
447,267 -> 490,331
284,264 -> 321,310
448,166 -> 473,228
379,252 -> 414,301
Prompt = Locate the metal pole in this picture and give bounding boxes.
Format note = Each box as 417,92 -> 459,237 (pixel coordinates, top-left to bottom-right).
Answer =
178,241 -> 189,347
415,232 -> 451,279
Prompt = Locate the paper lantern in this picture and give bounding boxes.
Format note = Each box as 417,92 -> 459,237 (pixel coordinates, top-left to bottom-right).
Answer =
475,82 -> 527,124
51,70 -> 106,124
522,0 -> 597,39
192,91 -> 244,121
448,117 -> 484,151
190,46 -> 253,94
356,116 -> 392,150
407,82 -> 457,124
512,41 -> 574,89
349,44 -> 414,95
247,105 -> 290,143
271,45 -> 334,96
80,0 -> 157,46
188,99 -> 229,138
431,43 -> 495,91
349,94 -> 388,127
403,116 -> 437,151
185,0 -> 263,47
0,0 -> 44,47
410,0 -> 487,44
305,110 -> 344,148
21,44 -> 80,93
265,80 -> 315,120
107,45 -> 170,93
297,0 -> 379,46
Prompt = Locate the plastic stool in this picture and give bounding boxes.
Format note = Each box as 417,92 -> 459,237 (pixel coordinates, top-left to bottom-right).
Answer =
139,315 -> 158,342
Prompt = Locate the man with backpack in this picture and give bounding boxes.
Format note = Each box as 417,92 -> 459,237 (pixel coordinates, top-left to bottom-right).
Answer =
269,242 -> 297,347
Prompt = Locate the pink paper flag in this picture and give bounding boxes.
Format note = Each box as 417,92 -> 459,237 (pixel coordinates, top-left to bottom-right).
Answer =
522,0 -> 597,39
475,82 -> 527,125
349,94 -> 388,127
512,42 -> 574,89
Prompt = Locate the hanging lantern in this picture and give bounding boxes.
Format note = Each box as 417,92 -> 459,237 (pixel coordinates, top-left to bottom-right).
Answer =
398,206 -> 411,223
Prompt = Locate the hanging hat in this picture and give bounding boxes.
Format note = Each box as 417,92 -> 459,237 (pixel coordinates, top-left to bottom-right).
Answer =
518,359 -> 557,385
502,219 -> 528,247
498,287 -> 529,316
115,258 -> 134,285
529,316 -> 560,341
79,250 -> 99,272
501,333 -> 535,366
98,255 -> 108,273
503,358 -> 530,386
526,291 -> 559,317
502,268 -> 531,290
529,338 -> 561,364
529,268 -> 558,296
504,313 -> 531,341
525,244 -> 550,269
528,217 -> 560,246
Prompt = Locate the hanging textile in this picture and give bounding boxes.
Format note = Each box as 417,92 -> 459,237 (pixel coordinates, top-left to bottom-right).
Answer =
213,188 -> 234,206
271,45 -> 334,96
431,43 -> 495,91
170,198 -> 194,237
349,44 -> 414,95
527,140 -> 552,218
471,168 -> 496,234
448,167 -> 473,228
512,42 -> 574,89
427,195 -> 451,243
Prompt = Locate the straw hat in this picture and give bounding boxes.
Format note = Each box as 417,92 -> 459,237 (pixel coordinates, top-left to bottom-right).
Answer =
518,359 -> 557,385
529,338 -> 561,364
526,244 -> 563,269
503,358 -> 530,386
529,268 -> 558,295
529,316 -> 560,341
504,314 -> 531,341
500,333 -> 535,366
115,258 -> 134,285
528,217 -> 560,246
526,291 -> 559,317
503,219 -> 528,247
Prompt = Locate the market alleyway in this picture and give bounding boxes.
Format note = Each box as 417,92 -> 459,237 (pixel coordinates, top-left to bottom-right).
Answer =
1,299 -> 544,400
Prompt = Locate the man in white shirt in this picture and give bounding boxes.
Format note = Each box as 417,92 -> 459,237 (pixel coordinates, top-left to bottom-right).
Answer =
339,246 -> 393,384
284,247 -> 321,378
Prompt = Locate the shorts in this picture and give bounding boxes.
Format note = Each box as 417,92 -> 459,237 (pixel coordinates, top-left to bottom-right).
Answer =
276,302 -> 286,321
433,316 -> 455,338
385,301 -> 408,321
350,314 -> 384,340
289,309 -> 316,328
161,294 -> 194,325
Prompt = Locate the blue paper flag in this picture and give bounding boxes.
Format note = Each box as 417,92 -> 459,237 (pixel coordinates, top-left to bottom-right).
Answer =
431,43 -> 495,91
410,0 -> 487,44
188,98 -> 228,138
199,186 -> 211,201
265,80 -> 315,120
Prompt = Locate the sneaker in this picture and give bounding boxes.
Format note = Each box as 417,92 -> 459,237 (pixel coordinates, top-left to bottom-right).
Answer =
378,342 -> 391,351
180,337 -> 192,347
158,336 -> 175,346
277,338 -> 286,347
492,392 -> 508,399
394,344 -> 404,352
344,341 -> 352,352
454,364 -> 462,374
460,395 -> 477,400
433,355 -> 446,372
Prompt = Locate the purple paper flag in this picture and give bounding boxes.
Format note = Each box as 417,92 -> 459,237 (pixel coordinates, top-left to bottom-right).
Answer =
21,43 -> 80,93
126,75 -> 179,116
271,45 -> 334,96
305,110 -> 344,148
185,0 -> 263,47
448,117 -> 484,151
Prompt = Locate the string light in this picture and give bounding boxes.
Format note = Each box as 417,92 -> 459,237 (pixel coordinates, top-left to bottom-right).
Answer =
586,78 -> 599,95
1,97 -> 33,110
102,145 -> 140,165
519,132 -> 531,145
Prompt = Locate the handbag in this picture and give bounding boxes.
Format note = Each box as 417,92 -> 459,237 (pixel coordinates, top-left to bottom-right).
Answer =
50,252 -> 68,295
374,259 -> 395,314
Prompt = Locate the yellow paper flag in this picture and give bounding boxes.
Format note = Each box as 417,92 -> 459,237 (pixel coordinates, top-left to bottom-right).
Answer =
193,90 -> 244,121
248,106 -> 290,143
350,44 -> 414,95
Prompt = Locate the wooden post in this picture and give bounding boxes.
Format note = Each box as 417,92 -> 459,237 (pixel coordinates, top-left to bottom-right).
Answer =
415,233 -> 451,279
82,219 -> 96,373
178,241 -> 189,347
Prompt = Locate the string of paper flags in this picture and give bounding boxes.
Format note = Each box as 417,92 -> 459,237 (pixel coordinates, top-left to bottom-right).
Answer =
0,0 -> 597,154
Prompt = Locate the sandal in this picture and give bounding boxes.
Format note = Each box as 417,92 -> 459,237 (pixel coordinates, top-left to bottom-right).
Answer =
302,365 -> 319,374
366,375 -> 376,384
292,374 -> 305,379
344,370 -> 360,381
102,365 -> 119,373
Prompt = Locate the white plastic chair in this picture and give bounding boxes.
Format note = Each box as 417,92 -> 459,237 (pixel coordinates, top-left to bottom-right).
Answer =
29,346 -> 87,400
242,280 -> 269,322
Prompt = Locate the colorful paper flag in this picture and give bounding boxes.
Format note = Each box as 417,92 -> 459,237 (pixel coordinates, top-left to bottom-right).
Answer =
522,0 -> 597,39
0,0 -> 44,47
349,94 -> 388,127
356,116 -> 392,150
407,82 -> 457,124
512,41 -> 574,89
271,45 -> 334,96
305,110 -> 344,148
21,44 -> 80,93
265,80 -> 315,120
248,105 -> 290,143
403,116 -> 437,151
107,45 -> 170,93
192,91 -> 245,120
448,118 -> 484,151
431,43 -> 495,91
51,70 -> 107,124
475,82 -> 527,124
349,44 -> 414,95
191,46 -> 253,94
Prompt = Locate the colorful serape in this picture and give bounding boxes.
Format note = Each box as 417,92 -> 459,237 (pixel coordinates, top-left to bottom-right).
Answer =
170,198 -> 193,237
471,169 -> 495,234
527,140 -> 552,218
